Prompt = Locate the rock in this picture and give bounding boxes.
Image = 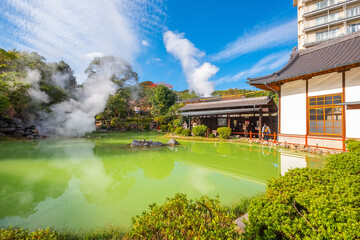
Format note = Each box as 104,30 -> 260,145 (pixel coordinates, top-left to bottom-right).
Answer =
99,129 -> 108,133
0,132 -> 6,138
0,121 -> 9,128
26,135 -> 34,139
290,144 -> 297,150
279,143 -> 286,148
235,213 -> 248,233
0,127 -> 16,133
13,131 -> 24,138
130,140 -> 142,147
167,138 -> 180,146
151,141 -> 164,147
25,125 -> 36,130
147,140 -> 153,144
143,142 -> 150,147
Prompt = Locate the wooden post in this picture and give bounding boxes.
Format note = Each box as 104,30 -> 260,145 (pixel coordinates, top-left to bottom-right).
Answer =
250,131 -> 252,140
305,134 -> 308,147
273,132 -> 276,143
227,114 -> 230,128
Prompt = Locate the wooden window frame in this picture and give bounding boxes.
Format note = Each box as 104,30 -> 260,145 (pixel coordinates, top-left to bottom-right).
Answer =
308,93 -> 344,136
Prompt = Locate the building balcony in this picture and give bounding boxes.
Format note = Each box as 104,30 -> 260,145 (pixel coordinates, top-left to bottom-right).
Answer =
305,0 -> 346,15
304,6 -> 360,32
304,25 -> 360,47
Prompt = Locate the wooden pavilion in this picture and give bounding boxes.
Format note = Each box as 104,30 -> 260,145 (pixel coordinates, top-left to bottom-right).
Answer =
178,96 -> 278,137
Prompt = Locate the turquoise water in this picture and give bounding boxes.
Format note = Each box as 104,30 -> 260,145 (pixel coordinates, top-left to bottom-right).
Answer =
0,132 -> 323,230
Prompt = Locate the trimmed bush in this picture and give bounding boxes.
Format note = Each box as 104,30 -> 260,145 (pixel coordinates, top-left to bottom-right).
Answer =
244,149 -> 360,239
160,125 -> 168,132
125,193 -> 240,239
208,133 -> 215,138
217,127 -> 231,139
182,129 -> 191,136
175,127 -> 183,135
192,125 -> 207,137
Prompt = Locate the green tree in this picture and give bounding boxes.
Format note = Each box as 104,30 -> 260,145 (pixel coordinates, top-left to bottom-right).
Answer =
150,85 -> 176,116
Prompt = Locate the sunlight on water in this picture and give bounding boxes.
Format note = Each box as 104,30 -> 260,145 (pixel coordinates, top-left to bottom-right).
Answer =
0,133 -> 323,230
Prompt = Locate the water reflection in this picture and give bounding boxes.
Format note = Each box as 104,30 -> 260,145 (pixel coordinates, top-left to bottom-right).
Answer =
0,135 -> 324,230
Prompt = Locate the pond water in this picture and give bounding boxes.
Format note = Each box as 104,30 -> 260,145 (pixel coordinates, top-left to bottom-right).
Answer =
0,132 -> 323,231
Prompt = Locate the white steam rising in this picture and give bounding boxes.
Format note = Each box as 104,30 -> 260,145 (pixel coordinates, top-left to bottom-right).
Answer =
24,70 -> 50,104
25,59 -> 127,137
163,31 -> 218,97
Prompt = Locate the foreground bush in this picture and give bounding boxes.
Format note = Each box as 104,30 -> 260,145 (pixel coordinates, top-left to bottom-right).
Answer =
125,193 -> 239,239
244,141 -> 360,239
182,129 -> 191,136
0,227 -> 59,240
192,125 -> 207,137
209,133 -> 215,138
217,127 -> 231,139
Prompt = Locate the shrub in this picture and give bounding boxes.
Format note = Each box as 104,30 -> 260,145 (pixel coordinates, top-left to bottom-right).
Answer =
345,139 -> 360,153
244,151 -> 360,239
173,119 -> 181,128
143,123 -> 150,130
125,193 -> 239,239
192,125 -> 207,137
160,125 -> 168,132
175,127 -> 183,135
182,129 -> 191,136
170,127 -> 175,133
217,127 -> 231,139
0,227 -> 59,240
208,133 -> 215,138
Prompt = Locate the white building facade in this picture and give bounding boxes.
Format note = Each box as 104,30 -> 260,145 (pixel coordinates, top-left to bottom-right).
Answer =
248,31 -> 360,151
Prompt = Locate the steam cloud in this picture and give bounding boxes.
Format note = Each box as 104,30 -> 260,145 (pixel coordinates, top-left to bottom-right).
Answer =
25,59 -> 127,138
163,31 -> 218,97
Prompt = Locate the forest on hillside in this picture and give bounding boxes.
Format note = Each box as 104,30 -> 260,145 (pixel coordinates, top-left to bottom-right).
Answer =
0,49 -> 277,134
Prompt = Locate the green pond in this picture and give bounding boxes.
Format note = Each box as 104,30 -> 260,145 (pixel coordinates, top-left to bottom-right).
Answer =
0,132 -> 323,231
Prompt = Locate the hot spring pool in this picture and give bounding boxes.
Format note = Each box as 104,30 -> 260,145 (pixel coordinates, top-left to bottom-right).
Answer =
0,132 -> 323,230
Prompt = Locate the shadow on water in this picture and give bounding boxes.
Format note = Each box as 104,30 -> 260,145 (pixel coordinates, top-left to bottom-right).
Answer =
0,133 -> 324,230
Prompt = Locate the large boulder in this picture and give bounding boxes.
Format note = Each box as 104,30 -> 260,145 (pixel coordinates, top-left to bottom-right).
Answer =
151,141 -> 164,147
167,138 -> 180,146
0,121 -> 9,128
130,140 -> 142,147
0,127 -> 16,134
0,132 -> 6,138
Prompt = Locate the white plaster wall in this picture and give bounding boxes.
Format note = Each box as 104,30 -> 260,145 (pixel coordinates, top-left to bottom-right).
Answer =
281,80 -> 306,135
345,68 -> 360,139
308,72 -> 342,97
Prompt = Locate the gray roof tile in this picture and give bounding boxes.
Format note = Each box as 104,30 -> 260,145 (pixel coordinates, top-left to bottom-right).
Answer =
248,31 -> 360,85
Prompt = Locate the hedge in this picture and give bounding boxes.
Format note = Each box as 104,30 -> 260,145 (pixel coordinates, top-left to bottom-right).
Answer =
217,127 -> 231,139
192,125 -> 207,137
124,194 -> 240,239
243,139 -> 360,239
160,125 -> 168,132
182,129 -> 191,136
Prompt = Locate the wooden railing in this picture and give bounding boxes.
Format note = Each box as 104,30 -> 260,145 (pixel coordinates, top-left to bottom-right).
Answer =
231,131 -> 349,151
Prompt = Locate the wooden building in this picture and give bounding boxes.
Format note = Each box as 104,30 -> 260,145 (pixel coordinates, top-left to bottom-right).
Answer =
248,32 -> 360,150
178,96 -> 278,137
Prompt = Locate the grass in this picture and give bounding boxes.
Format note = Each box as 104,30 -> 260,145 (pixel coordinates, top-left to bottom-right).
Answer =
227,194 -> 263,217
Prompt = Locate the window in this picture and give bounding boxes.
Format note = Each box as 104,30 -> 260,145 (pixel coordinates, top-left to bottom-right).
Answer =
348,23 -> 360,34
308,94 -> 343,135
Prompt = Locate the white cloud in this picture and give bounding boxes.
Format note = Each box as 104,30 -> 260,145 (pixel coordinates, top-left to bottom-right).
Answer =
212,19 -> 297,61
141,40 -> 150,47
164,31 -> 218,97
215,51 -> 291,85
1,0 -> 166,83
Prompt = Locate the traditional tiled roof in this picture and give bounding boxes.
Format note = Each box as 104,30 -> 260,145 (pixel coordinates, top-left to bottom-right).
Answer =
248,31 -> 360,86
179,108 -> 261,117
178,96 -> 272,112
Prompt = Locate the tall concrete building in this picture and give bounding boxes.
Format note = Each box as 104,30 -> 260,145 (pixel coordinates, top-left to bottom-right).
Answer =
295,0 -> 360,50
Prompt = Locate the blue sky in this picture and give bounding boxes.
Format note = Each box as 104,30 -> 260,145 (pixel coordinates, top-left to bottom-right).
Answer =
0,0 -> 298,96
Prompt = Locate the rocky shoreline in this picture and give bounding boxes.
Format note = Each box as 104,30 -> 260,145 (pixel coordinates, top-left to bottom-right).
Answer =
0,118 -> 44,139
